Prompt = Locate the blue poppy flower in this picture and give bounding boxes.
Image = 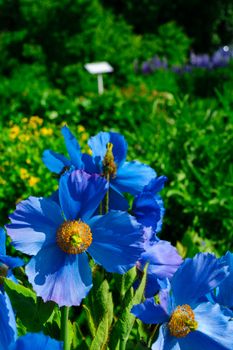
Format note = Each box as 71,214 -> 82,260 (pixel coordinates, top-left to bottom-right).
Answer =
6,170 -> 143,307
43,127 -> 156,210
0,228 -> 24,289
208,251 -> 233,317
0,290 -> 17,350
132,176 -> 167,232
132,253 -> 233,349
9,332 -> 62,350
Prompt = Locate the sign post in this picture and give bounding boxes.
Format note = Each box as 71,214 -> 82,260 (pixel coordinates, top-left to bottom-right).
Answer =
84,62 -> 114,95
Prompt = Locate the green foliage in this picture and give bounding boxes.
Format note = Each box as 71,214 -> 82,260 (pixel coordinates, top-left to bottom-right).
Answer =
4,278 -> 54,333
109,265 -> 148,349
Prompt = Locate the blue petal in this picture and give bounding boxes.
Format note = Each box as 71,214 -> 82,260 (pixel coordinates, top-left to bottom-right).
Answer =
131,298 -> 169,324
59,170 -> 108,221
139,241 -> 182,298
0,292 -> 17,350
178,302 -> 233,350
61,126 -> 83,169
159,285 -> 175,316
82,153 -> 99,174
9,332 -> 63,350
88,211 -> 143,274
109,186 -> 129,211
88,131 -> 127,167
133,192 -> 162,229
152,325 -> 180,350
6,197 -> 63,255
171,253 -> 229,307
140,241 -> 182,279
112,161 -> 156,195
0,228 -> 6,255
144,274 -> 161,298
42,150 -> 71,174
143,176 -> 168,193
215,252 -> 233,308
0,255 -> 24,269
26,245 -> 92,306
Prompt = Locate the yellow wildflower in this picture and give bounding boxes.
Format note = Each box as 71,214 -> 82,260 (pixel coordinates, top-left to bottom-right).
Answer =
77,125 -> 85,133
29,116 -> 43,126
80,132 -> 89,142
18,134 -> 30,142
20,168 -> 29,180
29,176 -> 40,187
41,127 -> 54,136
9,125 -> 20,140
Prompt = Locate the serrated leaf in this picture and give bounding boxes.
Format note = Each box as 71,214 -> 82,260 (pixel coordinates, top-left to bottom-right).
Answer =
88,279 -> 114,349
109,264 -> 148,349
83,305 -> 96,337
90,315 -> 108,350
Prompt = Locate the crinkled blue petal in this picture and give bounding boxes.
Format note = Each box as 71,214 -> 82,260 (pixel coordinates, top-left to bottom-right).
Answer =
140,240 -> 182,278
6,197 -> 63,255
178,302 -> 233,350
0,228 -> 6,255
9,332 -> 63,350
109,185 -> 129,211
42,150 -> 71,174
88,131 -> 127,167
59,170 -> 108,221
139,240 -> 182,298
0,292 -> 17,350
82,153 -> 99,173
215,252 -> 233,308
143,176 -> 168,193
131,297 -> 169,324
159,285 -> 175,316
26,245 -> 92,306
61,126 -> 83,169
133,192 -> 162,229
171,253 -> 229,307
143,226 -> 159,245
152,325 -> 180,350
112,161 -> 156,195
87,211 -> 143,274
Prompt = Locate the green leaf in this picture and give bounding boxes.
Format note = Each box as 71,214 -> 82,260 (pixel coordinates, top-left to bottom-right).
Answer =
83,304 -> 97,337
109,264 -> 148,349
4,279 -> 54,332
88,279 -> 114,350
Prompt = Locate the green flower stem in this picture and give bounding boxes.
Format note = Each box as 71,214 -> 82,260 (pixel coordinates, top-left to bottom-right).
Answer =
61,306 -> 70,350
119,339 -> 127,350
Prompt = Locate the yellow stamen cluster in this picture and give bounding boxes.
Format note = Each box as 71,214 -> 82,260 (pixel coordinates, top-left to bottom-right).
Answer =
103,142 -> 117,179
168,304 -> 198,338
56,220 -> 92,254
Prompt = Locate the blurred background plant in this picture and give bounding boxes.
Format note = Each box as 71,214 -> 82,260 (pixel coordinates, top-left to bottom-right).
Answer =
0,0 -> 232,258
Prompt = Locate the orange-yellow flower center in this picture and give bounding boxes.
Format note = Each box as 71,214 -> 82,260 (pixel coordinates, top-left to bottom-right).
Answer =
56,220 -> 92,254
168,304 -> 198,338
103,142 -> 117,179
